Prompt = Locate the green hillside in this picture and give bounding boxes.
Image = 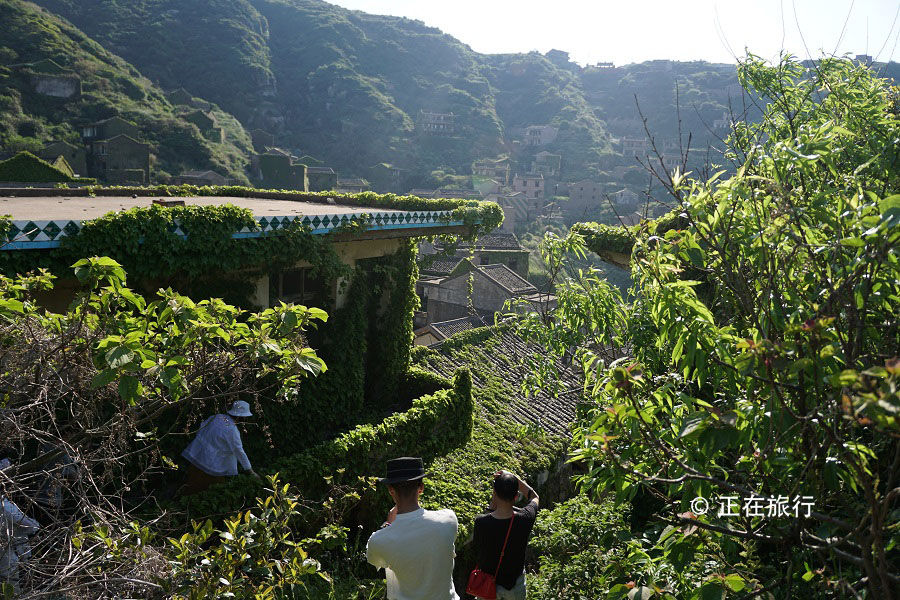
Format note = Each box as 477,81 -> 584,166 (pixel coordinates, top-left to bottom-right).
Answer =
30,0 -> 274,126
14,0 -> 897,192
0,0 -> 253,182
28,0 -> 612,182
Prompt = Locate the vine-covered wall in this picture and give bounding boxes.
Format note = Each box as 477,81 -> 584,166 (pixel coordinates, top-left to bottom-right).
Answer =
240,243 -> 423,461
182,368 -> 473,518
572,209 -> 688,264
0,186 -> 501,499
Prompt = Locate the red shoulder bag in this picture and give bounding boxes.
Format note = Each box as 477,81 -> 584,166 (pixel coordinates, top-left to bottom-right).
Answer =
466,514 -> 515,600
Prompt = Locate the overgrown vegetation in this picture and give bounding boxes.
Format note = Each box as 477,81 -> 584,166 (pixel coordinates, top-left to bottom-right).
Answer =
0,150 -> 87,182
517,55 -> 900,598
0,0 -> 253,182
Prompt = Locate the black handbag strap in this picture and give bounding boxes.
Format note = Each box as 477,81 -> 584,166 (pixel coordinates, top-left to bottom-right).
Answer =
494,514 -> 515,578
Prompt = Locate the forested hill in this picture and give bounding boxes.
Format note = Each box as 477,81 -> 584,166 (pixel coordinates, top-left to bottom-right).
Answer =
0,0 -> 254,182
27,0 -> 611,181
8,0 -> 898,186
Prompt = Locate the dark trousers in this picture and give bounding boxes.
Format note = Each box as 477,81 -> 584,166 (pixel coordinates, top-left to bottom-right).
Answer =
182,463 -> 225,496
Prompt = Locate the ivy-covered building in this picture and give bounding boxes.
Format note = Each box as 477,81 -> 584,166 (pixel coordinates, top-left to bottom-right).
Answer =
1,186 -> 501,458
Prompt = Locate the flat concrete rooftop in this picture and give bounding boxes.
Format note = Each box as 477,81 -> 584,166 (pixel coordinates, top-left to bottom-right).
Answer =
0,195 -> 396,221
1,193 -> 467,250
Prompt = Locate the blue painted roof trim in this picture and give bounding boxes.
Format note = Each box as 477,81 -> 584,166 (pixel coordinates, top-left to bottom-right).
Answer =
2,211 -> 467,251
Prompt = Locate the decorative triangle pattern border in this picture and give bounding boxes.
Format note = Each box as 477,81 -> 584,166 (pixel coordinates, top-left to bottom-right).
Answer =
2,210 -> 462,250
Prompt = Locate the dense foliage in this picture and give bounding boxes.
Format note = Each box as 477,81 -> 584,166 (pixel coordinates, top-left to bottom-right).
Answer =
0,0 -> 253,181
519,55 -> 900,598
20,0 -> 862,190
0,150 -> 76,182
0,257 -> 333,595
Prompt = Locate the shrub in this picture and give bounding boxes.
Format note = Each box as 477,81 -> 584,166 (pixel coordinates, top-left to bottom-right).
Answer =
0,150 -> 75,182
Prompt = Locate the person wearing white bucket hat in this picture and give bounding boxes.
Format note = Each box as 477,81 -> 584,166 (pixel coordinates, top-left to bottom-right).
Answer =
181,400 -> 261,495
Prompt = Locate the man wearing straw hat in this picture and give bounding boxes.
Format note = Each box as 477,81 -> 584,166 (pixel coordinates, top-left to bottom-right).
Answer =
181,400 -> 261,495
366,456 -> 460,600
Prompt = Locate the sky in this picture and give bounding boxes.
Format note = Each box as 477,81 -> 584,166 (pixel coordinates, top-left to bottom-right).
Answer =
327,0 -> 900,66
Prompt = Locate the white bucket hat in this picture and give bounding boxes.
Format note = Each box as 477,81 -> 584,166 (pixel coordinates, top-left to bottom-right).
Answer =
227,400 -> 252,417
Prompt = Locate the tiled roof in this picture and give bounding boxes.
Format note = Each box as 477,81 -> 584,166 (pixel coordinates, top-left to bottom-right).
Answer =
306,166 -> 336,174
180,170 -> 220,178
480,264 -> 536,294
415,327 -> 592,436
429,316 -> 487,339
466,232 -> 523,250
420,255 -> 464,276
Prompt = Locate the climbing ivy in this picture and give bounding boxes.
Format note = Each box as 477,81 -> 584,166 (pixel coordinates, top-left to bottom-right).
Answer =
0,204 -> 350,294
572,209 -> 688,261
181,368 -> 475,518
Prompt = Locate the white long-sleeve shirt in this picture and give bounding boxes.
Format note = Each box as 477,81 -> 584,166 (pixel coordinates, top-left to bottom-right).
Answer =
181,414 -> 252,477
366,507 -> 460,600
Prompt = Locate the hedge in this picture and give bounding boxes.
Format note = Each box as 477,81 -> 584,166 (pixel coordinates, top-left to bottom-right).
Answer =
181,367 -> 473,517
572,208 -> 688,261
0,150 -> 75,182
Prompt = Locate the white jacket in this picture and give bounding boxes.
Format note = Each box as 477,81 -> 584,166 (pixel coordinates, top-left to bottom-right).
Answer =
182,414 -> 252,477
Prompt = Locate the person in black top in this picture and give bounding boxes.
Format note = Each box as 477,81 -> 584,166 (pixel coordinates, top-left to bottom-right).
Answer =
472,470 -> 540,599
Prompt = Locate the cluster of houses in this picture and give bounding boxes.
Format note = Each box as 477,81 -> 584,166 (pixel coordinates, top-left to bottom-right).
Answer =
35,116 -> 151,184
413,231 -> 556,346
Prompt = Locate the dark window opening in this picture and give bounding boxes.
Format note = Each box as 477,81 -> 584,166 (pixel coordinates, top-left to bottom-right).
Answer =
277,268 -> 326,305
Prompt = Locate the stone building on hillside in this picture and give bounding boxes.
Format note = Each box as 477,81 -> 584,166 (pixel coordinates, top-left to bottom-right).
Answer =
418,260 -> 554,324
13,59 -> 82,99
569,179 -> 603,204
621,137 -> 650,157
531,151 -> 561,177
423,232 -> 530,279
369,163 -> 408,193
306,166 -> 337,192
38,141 -> 87,176
87,135 -> 151,184
183,109 -> 224,142
512,173 -> 544,201
337,178 -> 369,194
256,148 -> 308,191
166,88 -> 194,106
250,129 -> 275,152
82,116 -> 140,142
473,158 -> 511,186
417,111 -> 456,134
413,315 -> 487,346
611,188 -> 640,206
483,191 -> 530,230
565,179 -> 607,219
525,125 -> 558,146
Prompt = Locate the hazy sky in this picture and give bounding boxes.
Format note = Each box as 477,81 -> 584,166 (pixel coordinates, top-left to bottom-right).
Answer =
327,0 -> 900,65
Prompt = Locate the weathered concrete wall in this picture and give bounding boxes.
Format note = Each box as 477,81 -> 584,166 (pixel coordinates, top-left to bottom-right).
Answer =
31,74 -> 80,99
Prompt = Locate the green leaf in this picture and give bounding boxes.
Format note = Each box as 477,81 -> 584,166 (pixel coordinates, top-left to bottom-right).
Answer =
699,582 -> 725,600
118,375 -> 140,406
608,584 -> 631,599
679,414 -> 708,438
723,574 -> 746,592
628,586 -> 656,600
105,345 -> 134,369
0,298 -> 24,314
90,368 -> 118,389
